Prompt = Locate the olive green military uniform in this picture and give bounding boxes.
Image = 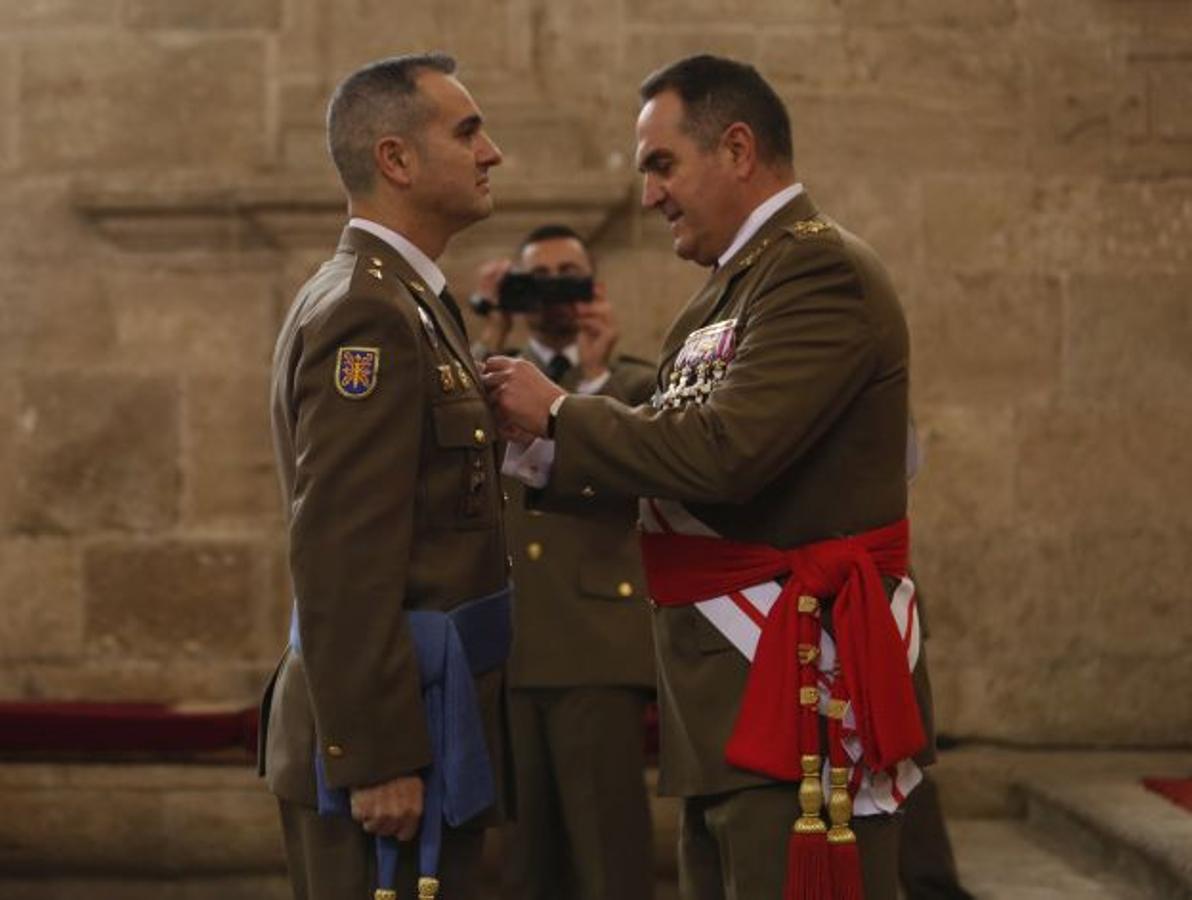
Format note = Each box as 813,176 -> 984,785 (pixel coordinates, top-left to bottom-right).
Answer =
503,349 -> 657,900
259,226 -> 510,900
539,192 -> 935,900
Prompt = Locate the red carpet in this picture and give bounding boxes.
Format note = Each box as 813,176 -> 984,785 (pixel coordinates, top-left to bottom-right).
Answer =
0,700 -> 658,761
0,702 -> 258,757
1143,777 -> 1192,813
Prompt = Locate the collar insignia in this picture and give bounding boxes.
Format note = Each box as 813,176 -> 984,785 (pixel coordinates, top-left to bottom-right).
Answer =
789,219 -> 830,238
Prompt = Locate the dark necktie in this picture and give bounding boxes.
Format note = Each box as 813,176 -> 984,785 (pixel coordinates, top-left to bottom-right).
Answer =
438,287 -> 467,338
546,354 -> 572,383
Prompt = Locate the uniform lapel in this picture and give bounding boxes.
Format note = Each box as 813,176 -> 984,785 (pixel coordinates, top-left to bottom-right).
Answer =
657,192 -> 821,378
340,227 -> 482,382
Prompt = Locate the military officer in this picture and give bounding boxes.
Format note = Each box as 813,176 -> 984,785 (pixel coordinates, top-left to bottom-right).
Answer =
485,55 -> 935,900
258,53 -> 510,900
471,224 -> 657,900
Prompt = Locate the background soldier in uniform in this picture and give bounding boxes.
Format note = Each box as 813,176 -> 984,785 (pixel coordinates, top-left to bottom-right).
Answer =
258,53 -> 511,900
485,55 -> 934,900
470,224 -> 657,900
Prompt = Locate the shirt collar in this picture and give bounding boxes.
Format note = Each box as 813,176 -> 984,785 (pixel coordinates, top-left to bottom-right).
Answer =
348,217 -> 447,296
716,182 -> 805,269
527,337 -> 579,367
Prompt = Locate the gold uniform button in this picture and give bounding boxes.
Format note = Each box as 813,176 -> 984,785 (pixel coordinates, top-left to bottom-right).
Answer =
473,428 -> 488,446
326,744 -> 345,759
581,485 -> 596,498
526,541 -> 543,561
502,491 -> 510,502
506,554 -> 514,573
617,581 -> 634,598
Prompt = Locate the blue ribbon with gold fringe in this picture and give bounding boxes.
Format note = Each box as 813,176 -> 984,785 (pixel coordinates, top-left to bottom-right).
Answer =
290,585 -> 512,896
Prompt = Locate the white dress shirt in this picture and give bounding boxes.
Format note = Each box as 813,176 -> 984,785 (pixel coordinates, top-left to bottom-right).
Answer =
348,216 -> 446,295
716,182 -> 805,269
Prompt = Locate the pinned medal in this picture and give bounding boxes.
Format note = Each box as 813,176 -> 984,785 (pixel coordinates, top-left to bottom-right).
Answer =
417,307 -> 440,350
335,347 -> 380,399
455,363 -> 473,391
660,319 -> 738,408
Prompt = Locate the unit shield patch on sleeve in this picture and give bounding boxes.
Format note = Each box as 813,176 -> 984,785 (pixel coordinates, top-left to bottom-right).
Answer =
334,346 -> 380,399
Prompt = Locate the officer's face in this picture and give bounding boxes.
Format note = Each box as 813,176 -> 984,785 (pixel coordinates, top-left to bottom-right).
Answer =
519,236 -> 593,340
411,72 -> 503,230
636,90 -> 741,267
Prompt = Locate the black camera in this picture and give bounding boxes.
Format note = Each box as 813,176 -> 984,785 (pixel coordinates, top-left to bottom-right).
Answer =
469,273 -> 594,316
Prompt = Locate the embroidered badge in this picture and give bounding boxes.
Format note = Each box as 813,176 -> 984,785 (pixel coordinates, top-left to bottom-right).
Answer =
656,319 -> 738,409
790,218 -> 830,238
335,347 -> 380,399
737,237 -> 772,271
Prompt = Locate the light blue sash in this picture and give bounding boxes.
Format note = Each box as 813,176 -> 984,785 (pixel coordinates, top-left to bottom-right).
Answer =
290,585 -> 513,894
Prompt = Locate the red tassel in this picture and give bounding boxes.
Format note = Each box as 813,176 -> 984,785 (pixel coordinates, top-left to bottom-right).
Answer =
829,839 -> 864,900
785,829 -> 832,900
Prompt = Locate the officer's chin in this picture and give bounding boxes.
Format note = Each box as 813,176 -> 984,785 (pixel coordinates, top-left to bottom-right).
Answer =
673,235 -> 712,267
539,319 -> 579,341
672,234 -> 695,261
463,194 -> 494,225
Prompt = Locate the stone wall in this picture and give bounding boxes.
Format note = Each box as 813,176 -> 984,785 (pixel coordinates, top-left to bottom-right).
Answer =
0,0 -> 1189,745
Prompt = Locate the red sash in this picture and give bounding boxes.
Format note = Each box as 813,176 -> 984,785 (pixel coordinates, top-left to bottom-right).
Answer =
640,518 -> 924,778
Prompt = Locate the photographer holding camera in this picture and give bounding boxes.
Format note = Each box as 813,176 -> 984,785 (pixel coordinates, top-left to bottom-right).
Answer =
470,225 -> 657,900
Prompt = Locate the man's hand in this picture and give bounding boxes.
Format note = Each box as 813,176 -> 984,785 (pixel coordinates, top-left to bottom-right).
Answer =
576,281 -> 618,380
350,774 -> 424,841
473,258 -> 514,354
483,356 -> 566,439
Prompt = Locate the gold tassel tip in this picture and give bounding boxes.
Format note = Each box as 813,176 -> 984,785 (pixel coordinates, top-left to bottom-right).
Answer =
418,876 -> 441,899
826,766 -> 857,844
794,754 -> 828,834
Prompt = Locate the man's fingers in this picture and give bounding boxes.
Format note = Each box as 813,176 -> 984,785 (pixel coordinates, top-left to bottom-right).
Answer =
358,809 -> 421,839
481,370 -> 510,389
483,355 -> 517,373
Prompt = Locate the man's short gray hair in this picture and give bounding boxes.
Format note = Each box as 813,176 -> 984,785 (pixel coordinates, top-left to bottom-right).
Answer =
326,52 -> 456,195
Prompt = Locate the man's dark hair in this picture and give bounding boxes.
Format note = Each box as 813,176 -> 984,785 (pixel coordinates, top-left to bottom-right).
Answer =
640,55 -> 793,165
517,224 -> 594,269
327,52 -> 456,194
518,223 -> 585,253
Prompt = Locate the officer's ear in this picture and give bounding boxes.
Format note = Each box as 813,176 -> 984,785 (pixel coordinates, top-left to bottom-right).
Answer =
720,122 -> 757,180
375,135 -> 417,188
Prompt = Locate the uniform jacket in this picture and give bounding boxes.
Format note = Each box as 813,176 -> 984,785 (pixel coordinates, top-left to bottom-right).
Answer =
505,352 -> 656,690
259,226 -> 510,816
544,192 -> 934,797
